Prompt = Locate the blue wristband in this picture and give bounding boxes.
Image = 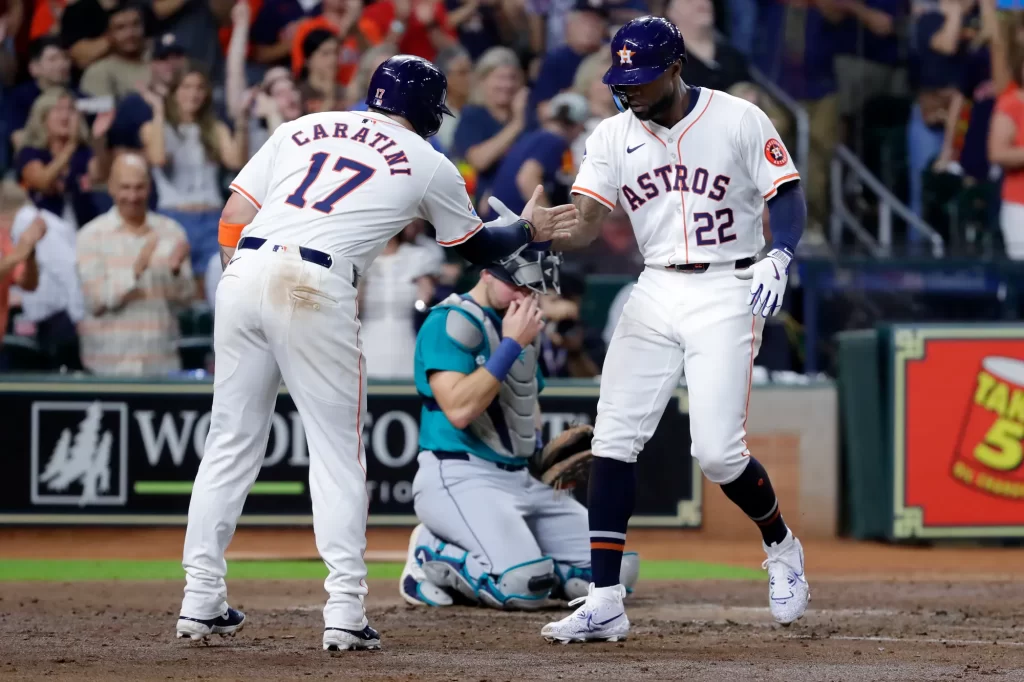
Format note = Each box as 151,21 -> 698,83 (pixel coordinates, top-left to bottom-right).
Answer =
484,338 -> 523,382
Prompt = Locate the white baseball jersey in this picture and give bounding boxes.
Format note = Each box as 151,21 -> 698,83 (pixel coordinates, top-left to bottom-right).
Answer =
572,88 -> 799,266
228,110 -> 483,272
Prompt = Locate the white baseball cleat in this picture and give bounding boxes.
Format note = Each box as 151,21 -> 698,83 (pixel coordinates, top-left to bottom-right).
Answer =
323,625 -> 382,651
762,529 -> 809,625
541,583 -> 629,643
399,524 -> 454,607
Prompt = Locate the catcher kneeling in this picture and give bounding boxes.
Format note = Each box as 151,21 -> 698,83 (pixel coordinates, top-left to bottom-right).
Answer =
400,230 -> 639,610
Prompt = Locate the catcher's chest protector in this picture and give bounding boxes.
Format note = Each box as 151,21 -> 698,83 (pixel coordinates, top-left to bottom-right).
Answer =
438,293 -> 541,460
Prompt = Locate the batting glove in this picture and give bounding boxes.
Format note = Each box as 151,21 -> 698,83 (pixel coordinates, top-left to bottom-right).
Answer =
735,248 -> 793,318
484,196 -> 520,227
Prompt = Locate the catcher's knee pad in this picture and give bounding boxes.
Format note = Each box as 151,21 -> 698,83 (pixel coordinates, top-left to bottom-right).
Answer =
555,552 -> 641,601
477,557 -> 556,610
417,542 -> 483,605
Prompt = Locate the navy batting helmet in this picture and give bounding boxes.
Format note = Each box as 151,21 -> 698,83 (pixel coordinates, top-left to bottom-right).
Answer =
366,55 -> 453,138
487,247 -> 562,295
602,16 -> 686,112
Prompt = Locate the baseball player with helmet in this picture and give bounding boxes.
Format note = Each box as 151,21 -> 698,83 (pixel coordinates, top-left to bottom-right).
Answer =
397,212 -> 639,611
540,16 -> 810,643
174,55 -> 578,651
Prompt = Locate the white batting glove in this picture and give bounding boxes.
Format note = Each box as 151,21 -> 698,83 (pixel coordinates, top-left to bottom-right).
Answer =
484,196 -> 520,227
735,248 -> 793,318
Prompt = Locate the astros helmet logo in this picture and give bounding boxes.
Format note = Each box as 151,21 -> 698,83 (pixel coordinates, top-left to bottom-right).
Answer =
617,48 -> 634,65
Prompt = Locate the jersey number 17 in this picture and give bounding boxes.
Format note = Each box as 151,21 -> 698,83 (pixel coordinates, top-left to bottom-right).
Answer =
286,152 -> 376,214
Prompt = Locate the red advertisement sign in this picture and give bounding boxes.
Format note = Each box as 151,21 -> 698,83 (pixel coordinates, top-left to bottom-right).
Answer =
895,330 -> 1024,538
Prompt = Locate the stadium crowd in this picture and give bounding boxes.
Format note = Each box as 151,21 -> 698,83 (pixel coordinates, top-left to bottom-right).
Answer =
0,0 -> 1021,378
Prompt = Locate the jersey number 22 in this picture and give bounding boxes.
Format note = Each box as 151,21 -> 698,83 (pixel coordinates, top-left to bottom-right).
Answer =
286,152 -> 375,214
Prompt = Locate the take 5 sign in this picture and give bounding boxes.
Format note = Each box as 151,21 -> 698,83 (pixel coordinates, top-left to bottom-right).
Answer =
891,325 -> 1024,539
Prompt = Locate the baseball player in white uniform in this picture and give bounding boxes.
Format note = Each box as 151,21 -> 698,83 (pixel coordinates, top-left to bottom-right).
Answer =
174,55 -> 577,651
540,17 -> 811,643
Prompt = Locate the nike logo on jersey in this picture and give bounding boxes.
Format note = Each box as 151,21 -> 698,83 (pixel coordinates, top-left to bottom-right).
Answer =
626,143 -> 645,154
622,164 -> 731,212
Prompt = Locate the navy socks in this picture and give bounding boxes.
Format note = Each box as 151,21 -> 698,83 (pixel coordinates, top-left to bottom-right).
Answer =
720,456 -> 789,546
587,457 -> 636,587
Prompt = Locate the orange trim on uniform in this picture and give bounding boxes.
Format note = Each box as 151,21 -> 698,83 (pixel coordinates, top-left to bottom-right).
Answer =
571,186 -> 615,210
218,220 -> 246,248
674,91 -> 715,263
229,184 -> 262,209
638,121 -> 666,147
762,173 -> 801,200
590,542 -> 625,552
756,507 -> 781,526
438,222 -> 484,246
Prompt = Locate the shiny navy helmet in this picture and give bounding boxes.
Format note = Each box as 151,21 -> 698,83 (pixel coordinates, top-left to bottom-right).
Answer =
366,55 -> 453,138
487,246 -> 562,295
602,16 -> 686,113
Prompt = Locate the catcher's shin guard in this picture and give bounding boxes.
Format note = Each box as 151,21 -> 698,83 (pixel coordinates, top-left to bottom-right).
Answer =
554,552 -> 640,601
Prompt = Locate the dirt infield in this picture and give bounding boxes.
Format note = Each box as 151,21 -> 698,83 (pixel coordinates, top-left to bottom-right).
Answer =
1,528 -> 1023,681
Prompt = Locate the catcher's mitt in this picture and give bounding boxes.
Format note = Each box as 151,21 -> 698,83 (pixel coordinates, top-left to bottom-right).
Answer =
533,424 -> 594,490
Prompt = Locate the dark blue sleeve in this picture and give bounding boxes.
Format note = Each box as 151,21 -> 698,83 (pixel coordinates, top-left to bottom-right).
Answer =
452,220 -> 534,264
452,107 -> 491,159
15,147 -> 48,181
766,180 -> 806,253
914,12 -> 945,54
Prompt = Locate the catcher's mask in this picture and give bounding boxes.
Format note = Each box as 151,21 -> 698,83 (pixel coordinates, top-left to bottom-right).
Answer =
486,247 -> 562,296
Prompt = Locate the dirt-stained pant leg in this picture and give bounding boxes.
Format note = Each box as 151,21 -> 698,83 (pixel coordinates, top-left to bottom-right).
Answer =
181,249 -> 283,620
261,249 -> 370,631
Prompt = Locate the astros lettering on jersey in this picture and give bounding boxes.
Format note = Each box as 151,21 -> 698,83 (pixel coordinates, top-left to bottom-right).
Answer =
571,88 -> 799,266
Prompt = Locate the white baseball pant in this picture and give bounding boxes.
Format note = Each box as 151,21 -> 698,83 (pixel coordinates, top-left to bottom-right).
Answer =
593,263 -> 765,484
181,243 -> 369,631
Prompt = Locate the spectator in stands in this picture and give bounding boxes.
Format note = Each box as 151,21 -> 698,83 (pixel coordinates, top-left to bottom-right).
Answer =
538,268 -> 602,378
6,37 -> 72,150
908,0 -> 980,217
290,0 -> 381,89
490,92 -> 588,215
669,0 -> 751,92
10,198 -> 86,371
248,0 -> 319,68
358,221 -> 443,379
59,0 -> 138,73
755,0 -> 841,234
16,88 -> 113,229
933,0 -> 1003,188
569,49 -> 615,165
988,5 -> 1024,259
360,0 -> 458,62
76,153 -> 194,376
830,0 -> 906,126
0,182 -> 43,369
445,0 -> 523,61
434,45 -> 472,152
78,1 -> 148,102
452,46 -> 528,210
296,28 -> 346,113
106,32 -> 187,152
151,0 -> 226,81
346,43 -> 398,108
529,0 -> 606,124
140,66 -> 248,281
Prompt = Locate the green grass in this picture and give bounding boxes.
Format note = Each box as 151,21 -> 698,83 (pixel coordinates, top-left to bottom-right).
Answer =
0,559 -> 762,583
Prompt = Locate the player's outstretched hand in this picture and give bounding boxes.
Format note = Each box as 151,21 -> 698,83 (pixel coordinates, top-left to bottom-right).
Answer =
503,294 -> 545,347
735,248 -> 792,318
521,185 -> 577,243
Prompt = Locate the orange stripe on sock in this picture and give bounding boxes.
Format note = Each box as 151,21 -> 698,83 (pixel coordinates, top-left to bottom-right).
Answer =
590,542 -> 625,552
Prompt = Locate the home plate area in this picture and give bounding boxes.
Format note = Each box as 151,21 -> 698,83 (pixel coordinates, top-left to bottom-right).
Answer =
1,579 -> 1022,681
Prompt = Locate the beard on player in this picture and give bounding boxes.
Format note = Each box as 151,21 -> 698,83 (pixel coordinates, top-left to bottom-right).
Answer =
621,63 -> 684,124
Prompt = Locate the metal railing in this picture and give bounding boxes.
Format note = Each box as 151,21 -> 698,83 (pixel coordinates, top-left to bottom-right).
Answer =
748,66 -> 809,180
830,145 -> 945,257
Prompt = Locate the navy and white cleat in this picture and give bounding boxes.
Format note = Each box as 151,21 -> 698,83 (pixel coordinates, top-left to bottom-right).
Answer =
176,607 -> 246,641
323,625 -> 382,651
541,583 -> 629,644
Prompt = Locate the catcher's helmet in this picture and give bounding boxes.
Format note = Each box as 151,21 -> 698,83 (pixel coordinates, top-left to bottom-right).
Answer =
487,247 -> 562,295
366,55 -> 453,138
602,16 -> 686,112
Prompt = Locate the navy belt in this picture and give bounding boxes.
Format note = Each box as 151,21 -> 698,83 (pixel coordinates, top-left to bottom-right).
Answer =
238,236 -> 334,270
665,256 -> 756,274
433,450 -> 527,472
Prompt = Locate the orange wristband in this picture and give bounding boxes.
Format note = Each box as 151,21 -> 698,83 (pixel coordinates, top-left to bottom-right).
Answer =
218,220 -> 245,248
